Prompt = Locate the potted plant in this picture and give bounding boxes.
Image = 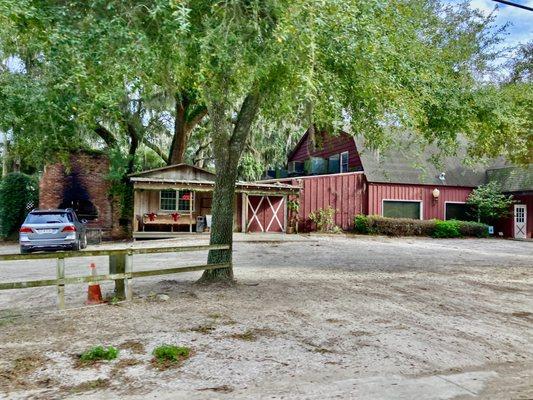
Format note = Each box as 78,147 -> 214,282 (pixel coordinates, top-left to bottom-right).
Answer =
287,199 -> 300,234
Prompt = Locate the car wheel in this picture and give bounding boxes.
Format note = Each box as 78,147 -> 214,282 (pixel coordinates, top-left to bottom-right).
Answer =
72,239 -> 80,251
20,247 -> 30,255
81,234 -> 88,249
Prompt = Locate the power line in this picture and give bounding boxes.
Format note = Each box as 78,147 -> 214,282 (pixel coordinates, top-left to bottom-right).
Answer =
492,0 -> 533,11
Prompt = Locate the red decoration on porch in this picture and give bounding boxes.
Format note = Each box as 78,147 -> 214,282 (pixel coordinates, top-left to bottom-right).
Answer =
147,212 -> 157,221
171,213 -> 180,222
181,192 -> 191,201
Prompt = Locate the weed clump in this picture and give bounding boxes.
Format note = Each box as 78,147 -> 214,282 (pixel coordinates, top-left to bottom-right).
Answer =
152,345 -> 191,368
79,346 -> 118,362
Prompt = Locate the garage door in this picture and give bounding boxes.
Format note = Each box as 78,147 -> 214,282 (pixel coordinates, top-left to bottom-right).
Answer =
247,195 -> 286,233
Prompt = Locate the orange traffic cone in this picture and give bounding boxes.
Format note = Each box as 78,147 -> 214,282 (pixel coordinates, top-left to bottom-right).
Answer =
85,263 -> 104,305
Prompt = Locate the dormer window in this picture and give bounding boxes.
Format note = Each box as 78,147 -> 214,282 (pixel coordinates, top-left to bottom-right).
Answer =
340,151 -> 349,173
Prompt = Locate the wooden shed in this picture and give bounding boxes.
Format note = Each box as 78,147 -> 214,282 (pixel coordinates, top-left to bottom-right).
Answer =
129,164 -> 299,239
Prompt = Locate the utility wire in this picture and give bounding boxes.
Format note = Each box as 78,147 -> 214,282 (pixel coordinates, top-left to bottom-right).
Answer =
492,0 -> 533,11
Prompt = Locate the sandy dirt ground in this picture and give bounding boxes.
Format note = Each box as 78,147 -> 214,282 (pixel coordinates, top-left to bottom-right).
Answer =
0,235 -> 531,399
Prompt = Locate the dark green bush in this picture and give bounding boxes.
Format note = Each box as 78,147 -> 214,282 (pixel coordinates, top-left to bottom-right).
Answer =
353,215 -> 487,238
360,215 -> 436,236
353,214 -> 370,234
456,220 -> 489,238
432,220 -> 461,238
0,173 -> 39,238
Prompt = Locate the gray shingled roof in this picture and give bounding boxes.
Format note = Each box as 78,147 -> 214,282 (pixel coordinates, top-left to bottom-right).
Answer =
486,165 -> 533,193
356,135 -> 500,187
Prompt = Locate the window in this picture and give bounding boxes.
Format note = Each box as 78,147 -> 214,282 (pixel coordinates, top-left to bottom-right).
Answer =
160,190 -> 177,211
328,154 -> 340,174
383,200 -> 421,219
177,191 -> 193,212
26,212 -> 72,224
159,190 -> 194,212
445,203 -> 474,221
340,151 -> 349,173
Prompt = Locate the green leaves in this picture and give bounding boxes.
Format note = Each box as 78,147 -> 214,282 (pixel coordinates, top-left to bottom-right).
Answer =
466,182 -> 514,223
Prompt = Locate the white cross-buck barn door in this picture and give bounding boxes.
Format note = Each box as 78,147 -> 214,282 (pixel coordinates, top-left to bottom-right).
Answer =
514,204 -> 527,239
246,195 -> 286,233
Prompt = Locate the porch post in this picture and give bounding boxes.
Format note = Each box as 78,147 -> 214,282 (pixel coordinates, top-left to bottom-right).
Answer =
241,193 -> 246,233
283,195 -> 288,233
189,190 -> 193,233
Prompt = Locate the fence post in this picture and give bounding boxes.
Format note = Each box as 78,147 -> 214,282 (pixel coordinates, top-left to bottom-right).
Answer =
56,256 -> 65,310
125,251 -> 133,301
109,253 -> 126,299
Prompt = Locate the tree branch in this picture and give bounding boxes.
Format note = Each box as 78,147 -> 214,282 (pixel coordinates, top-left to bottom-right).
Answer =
143,138 -> 169,164
185,105 -> 208,132
94,125 -> 117,148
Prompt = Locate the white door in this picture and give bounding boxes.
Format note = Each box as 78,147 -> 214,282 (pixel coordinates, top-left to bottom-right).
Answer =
514,204 -> 527,239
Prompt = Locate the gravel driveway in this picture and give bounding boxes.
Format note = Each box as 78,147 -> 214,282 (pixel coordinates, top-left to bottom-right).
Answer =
0,235 -> 531,399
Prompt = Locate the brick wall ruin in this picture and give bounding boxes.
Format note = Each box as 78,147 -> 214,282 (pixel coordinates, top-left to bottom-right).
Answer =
39,152 -> 125,239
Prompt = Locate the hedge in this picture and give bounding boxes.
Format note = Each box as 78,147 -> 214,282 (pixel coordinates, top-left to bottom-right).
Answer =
0,173 -> 39,238
353,215 -> 489,238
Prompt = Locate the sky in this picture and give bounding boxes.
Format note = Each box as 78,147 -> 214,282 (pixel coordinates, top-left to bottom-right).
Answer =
464,0 -> 533,47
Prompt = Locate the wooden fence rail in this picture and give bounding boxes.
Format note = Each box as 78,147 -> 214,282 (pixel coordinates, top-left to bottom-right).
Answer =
0,244 -> 231,310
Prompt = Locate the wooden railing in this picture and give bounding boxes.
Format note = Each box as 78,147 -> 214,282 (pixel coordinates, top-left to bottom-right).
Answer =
0,244 -> 231,310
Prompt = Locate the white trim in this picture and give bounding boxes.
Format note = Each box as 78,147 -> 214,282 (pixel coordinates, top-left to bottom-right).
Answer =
257,171 -> 364,183
247,196 -> 265,232
340,151 -> 349,173
514,204 -> 527,239
444,201 -> 466,221
381,198 -> 423,220
265,196 -> 284,231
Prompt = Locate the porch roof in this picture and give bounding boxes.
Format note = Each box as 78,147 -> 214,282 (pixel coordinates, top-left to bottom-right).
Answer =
131,177 -> 299,195
129,163 -> 299,195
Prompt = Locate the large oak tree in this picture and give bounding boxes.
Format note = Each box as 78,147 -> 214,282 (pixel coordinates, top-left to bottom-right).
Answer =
1,1 -> 531,283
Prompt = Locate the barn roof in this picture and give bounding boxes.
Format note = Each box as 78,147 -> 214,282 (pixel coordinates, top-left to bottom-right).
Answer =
486,165 -> 533,193
355,135 -> 500,187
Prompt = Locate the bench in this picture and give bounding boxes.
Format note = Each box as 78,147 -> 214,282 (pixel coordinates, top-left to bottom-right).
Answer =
136,213 -> 197,232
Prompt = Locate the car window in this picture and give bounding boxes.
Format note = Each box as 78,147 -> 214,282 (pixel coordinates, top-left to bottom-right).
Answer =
25,213 -> 71,224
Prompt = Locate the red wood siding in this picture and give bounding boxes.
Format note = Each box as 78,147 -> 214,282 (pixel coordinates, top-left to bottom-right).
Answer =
367,183 -> 474,220
494,194 -> 533,238
289,131 -> 363,171
288,173 -> 366,230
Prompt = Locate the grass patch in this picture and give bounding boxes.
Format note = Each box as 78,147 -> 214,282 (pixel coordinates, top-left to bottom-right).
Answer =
79,346 -> 118,363
229,329 -> 257,341
151,345 -> 191,370
190,324 -> 215,334
66,378 -> 110,394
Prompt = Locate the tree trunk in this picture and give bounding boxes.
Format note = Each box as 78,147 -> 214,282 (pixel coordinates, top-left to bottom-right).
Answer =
200,161 -> 238,282
168,94 -> 208,165
199,92 -> 261,283
168,94 -> 189,165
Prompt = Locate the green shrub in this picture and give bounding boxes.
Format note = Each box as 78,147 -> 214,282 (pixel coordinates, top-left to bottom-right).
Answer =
0,173 -> 39,238
353,214 -> 370,234
308,207 -> 340,233
352,215 -> 489,238
456,220 -> 489,238
433,220 -> 461,238
366,215 -> 436,236
80,346 -> 118,362
152,345 -> 190,363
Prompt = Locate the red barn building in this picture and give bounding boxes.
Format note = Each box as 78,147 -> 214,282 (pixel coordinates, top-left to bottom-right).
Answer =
262,130 -> 532,239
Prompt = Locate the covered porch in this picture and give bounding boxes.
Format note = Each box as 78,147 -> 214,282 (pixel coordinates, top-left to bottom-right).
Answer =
129,164 -> 299,239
